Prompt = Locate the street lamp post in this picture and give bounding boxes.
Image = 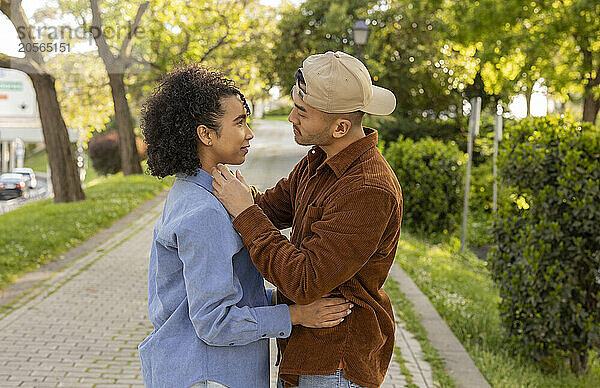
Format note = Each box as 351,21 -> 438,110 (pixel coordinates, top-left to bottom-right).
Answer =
352,19 -> 370,61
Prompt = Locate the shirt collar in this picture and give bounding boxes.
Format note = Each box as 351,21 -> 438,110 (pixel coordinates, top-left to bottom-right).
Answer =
309,127 -> 379,178
176,168 -> 214,193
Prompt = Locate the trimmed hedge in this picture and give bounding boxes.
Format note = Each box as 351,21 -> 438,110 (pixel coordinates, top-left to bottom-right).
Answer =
384,136 -> 466,235
489,115 -> 600,374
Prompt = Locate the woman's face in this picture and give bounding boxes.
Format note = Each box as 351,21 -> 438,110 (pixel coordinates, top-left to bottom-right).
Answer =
209,95 -> 254,166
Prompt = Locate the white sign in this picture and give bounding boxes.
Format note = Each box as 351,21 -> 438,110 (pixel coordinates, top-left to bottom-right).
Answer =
0,68 -> 38,118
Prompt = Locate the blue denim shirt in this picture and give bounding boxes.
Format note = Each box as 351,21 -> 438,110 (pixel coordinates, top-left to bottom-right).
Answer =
138,168 -> 292,388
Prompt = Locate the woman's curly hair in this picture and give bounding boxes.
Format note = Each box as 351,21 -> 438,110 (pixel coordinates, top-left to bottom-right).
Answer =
140,63 -> 250,178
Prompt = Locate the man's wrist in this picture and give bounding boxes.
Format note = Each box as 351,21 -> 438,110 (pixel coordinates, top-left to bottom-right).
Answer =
288,304 -> 301,325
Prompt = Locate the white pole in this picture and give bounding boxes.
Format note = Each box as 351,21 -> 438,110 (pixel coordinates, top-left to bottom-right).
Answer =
461,97 -> 481,252
16,138 -> 25,169
0,141 -> 7,173
493,108 -> 503,215
9,140 -> 16,171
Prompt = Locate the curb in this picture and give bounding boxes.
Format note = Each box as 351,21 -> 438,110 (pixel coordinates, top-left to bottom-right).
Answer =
0,190 -> 168,310
389,263 -> 491,388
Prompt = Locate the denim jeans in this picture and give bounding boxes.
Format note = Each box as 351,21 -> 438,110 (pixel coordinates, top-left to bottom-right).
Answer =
277,369 -> 368,388
189,381 -> 228,388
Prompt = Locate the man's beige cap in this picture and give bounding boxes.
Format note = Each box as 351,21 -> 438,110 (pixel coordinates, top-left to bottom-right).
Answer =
297,51 -> 396,116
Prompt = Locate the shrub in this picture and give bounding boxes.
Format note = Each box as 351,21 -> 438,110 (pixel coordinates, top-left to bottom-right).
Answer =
88,131 -> 147,176
367,113 -> 504,166
88,132 -> 121,175
469,157 -> 512,215
367,114 -> 465,145
384,136 -> 466,235
489,115 -> 600,374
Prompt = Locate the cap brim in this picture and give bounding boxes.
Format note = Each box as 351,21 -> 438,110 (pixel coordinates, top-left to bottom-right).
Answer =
362,86 -> 396,116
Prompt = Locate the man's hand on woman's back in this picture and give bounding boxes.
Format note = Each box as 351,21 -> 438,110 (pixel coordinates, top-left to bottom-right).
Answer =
289,296 -> 353,328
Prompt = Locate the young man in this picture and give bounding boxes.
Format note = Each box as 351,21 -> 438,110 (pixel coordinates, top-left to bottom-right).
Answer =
211,51 -> 403,388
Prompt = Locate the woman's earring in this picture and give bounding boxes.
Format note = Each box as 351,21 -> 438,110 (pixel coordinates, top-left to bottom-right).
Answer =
208,141 -> 212,145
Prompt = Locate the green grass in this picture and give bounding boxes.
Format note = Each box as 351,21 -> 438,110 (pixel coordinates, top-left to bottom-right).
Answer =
393,232 -> 600,387
23,149 -> 49,173
0,173 -> 173,290
81,163 -> 99,184
384,277 -> 456,388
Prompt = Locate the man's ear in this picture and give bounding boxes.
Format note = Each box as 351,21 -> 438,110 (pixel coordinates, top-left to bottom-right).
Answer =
332,119 -> 352,139
197,125 -> 214,146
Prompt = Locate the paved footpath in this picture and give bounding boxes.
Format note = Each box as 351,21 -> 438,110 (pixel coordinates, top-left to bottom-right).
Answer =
0,192 -> 438,388
0,197 -> 162,388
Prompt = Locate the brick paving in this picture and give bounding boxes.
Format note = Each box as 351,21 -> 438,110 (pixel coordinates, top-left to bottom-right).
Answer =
391,322 -> 434,388
0,202 -> 160,388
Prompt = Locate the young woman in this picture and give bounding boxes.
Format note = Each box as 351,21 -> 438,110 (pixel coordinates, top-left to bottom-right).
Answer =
137,64 -> 353,388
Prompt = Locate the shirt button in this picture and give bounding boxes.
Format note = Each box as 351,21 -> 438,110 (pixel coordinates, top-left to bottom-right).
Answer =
229,342 -> 234,346
311,150 -> 315,154
279,332 -> 285,336
262,334 -> 267,337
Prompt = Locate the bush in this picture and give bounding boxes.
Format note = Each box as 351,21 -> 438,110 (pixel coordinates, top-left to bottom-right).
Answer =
384,136 -> 466,235
469,157 -> 493,214
88,131 -> 147,176
366,114 -> 465,145
469,157 -> 512,215
367,113 -> 505,166
489,115 -> 600,374
88,132 -> 121,175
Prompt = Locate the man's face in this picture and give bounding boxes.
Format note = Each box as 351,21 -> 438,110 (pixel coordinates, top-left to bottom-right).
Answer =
287,84 -> 333,147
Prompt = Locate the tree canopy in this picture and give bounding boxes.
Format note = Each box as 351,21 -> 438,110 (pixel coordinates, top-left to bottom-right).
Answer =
269,0 -> 600,123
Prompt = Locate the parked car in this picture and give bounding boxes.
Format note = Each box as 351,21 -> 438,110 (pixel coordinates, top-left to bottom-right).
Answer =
0,173 -> 30,200
12,167 -> 37,189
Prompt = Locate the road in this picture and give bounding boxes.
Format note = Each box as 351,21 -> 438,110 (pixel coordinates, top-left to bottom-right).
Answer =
0,175 -> 50,215
238,118 -> 310,190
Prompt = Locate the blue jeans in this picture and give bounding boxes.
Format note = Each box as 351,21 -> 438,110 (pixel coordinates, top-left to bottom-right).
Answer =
277,369 -> 367,388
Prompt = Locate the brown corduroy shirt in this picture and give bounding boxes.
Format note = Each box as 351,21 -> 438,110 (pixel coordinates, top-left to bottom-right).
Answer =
232,128 -> 403,388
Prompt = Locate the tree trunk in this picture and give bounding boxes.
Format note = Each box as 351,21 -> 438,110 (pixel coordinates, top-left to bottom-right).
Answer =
570,350 -> 589,375
107,73 -> 142,175
579,43 -> 599,124
582,92 -> 600,124
29,73 -> 85,203
525,89 -> 532,117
